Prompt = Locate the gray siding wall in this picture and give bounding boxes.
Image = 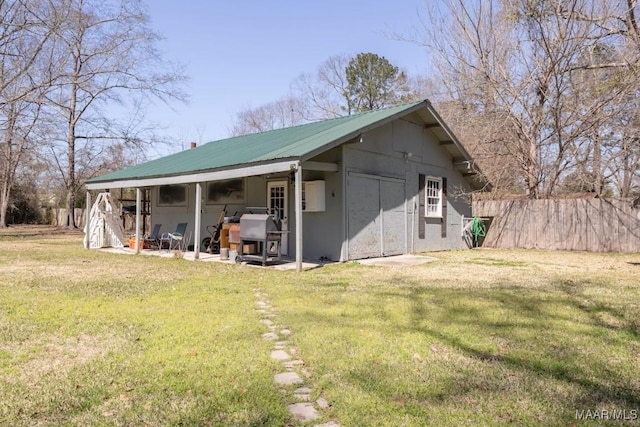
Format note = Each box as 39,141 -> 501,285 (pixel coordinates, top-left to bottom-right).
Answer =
297,148 -> 343,262
342,116 -> 472,256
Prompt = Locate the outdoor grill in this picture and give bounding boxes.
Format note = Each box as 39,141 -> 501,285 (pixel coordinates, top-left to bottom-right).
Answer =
237,213 -> 285,265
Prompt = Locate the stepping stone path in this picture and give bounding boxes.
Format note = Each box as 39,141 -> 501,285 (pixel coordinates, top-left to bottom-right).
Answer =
262,332 -> 279,340
254,288 -> 341,426
274,371 -> 304,386
271,350 -> 291,361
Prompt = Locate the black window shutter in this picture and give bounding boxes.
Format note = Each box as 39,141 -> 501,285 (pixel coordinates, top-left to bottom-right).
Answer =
418,174 -> 425,239
441,177 -> 448,238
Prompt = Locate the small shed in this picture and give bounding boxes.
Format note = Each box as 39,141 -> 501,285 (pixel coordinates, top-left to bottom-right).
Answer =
86,100 -> 487,270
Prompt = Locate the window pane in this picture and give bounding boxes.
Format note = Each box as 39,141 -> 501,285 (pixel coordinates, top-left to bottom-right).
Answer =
425,177 -> 441,217
206,179 -> 244,204
158,185 -> 187,206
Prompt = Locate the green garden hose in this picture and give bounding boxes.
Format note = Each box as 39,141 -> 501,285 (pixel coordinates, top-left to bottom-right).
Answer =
471,217 -> 486,247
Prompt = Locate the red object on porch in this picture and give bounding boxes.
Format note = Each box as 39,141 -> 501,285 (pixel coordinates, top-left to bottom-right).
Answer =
228,224 -> 240,245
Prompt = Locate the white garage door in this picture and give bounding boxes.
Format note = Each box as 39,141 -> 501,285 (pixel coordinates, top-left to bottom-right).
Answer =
347,172 -> 406,260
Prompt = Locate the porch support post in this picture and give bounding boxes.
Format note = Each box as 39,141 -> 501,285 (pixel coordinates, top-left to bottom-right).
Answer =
135,187 -> 141,254
84,191 -> 91,249
194,182 -> 202,259
294,163 -> 303,272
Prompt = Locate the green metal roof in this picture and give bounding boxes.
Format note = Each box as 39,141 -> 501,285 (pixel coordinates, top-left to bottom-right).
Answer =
87,100 -> 427,184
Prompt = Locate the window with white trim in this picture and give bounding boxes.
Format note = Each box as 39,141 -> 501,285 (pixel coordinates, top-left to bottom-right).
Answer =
425,177 -> 442,217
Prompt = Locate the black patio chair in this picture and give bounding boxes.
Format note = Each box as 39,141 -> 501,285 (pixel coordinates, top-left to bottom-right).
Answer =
145,223 -> 162,249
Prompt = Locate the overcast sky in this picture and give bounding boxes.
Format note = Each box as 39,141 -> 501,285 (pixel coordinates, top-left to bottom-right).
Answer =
144,1 -> 430,153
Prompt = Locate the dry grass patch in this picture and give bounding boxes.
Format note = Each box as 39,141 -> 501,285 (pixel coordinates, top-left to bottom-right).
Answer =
0,224 -> 78,237
1,333 -> 125,386
0,231 -> 186,295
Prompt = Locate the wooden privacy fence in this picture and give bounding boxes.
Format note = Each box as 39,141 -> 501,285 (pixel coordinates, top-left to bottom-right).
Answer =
473,198 -> 640,252
43,208 -> 87,228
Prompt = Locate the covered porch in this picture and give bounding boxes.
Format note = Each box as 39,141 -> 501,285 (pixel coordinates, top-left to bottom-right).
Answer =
96,244 -> 326,271
86,159 -> 339,272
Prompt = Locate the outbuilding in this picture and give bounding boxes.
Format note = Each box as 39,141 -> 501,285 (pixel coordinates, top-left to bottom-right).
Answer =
85,99 -> 487,271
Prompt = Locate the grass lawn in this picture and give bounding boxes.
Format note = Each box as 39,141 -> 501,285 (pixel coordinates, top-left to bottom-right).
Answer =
1,227 -> 639,426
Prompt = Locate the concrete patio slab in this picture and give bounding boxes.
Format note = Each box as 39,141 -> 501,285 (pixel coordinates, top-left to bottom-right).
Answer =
100,247 -> 436,269
99,247 -> 325,270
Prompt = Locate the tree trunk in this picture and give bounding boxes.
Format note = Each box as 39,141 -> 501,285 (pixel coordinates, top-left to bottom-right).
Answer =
620,135 -> 633,198
592,130 -> 602,195
66,41 -> 80,230
0,104 -> 17,228
0,178 -> 10,228
66,112 -> 77,229
526,140 -> 539,198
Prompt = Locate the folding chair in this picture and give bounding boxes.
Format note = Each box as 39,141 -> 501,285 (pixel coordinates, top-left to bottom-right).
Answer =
180,230 -> 192,252
159,222 -> 188,252
145,224 -> 162,249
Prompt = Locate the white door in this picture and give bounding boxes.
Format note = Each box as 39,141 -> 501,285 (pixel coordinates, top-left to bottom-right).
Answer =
267,180 -> 288,255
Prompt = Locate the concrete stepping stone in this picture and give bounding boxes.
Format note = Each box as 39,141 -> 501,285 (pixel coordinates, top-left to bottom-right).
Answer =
316,397 -> 330,409
282,359 -> 304,369
293,386 -> 311,401
262,332 -> 278,340
274,371 -> 303,385
256,291 -> 331,424
287,402 -> 320,422
270,350 -> 291,361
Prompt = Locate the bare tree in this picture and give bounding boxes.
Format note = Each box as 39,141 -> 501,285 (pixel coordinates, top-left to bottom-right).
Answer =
291,54 -> 351,121
229,95 -> 309,137
0,0 -> 59,227
292,53 -> 421,119
412,0 -> 639,198
231,52 -> 425,135
46,0 -> 186,228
